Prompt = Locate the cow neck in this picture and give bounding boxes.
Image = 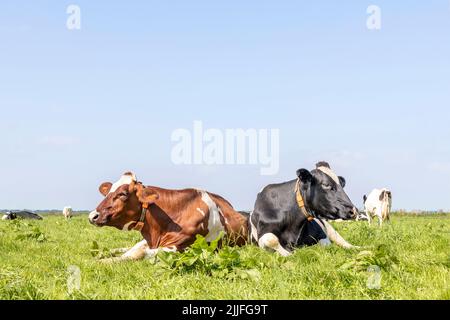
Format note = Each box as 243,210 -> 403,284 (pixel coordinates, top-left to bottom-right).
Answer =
294,179 -> 315,222
136,188 -> 183,248
132,202 -> 149,232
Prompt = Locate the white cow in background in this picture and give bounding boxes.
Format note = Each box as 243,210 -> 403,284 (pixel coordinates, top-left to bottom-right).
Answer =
63,206 -> 73,219
363,189 -> 392,227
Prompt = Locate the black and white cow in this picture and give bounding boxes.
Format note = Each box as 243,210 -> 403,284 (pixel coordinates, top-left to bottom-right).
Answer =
363,188 -> 392,227
1,210 -> 43,220
249,162 -> 359,256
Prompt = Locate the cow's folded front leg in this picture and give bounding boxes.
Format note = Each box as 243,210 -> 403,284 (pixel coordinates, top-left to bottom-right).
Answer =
100,240 -> 149,264
99,241 -> 178,264
258,233 -> 291,257
109,247 -> 130,255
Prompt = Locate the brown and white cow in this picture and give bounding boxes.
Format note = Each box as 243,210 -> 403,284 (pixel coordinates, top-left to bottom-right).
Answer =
88,172 -> 249,262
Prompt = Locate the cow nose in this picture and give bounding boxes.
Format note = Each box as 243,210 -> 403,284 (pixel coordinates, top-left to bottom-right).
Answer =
89,211 -> 99,224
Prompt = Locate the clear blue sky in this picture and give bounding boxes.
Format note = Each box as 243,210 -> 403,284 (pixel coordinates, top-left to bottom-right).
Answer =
1,1 -> 449,211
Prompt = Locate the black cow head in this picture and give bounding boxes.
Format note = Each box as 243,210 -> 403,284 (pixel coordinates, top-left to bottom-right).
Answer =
3,212 -> 17,220
296,162 -> 358,220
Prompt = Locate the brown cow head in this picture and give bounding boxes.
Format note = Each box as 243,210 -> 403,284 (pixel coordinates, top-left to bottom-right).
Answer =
88,172 -> 159,231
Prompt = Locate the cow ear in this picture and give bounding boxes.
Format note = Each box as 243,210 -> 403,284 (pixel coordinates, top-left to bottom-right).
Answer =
136,186 -> 159,205
338,176 -> 346,188
363,195 -> 367,203
379,191 -> 386,201
99,182 -> 113,196
296,169 -> 313,184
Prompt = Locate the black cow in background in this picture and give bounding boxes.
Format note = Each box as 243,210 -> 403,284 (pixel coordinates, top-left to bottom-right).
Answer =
1,210 -> 43,220
249,161 -> 359,256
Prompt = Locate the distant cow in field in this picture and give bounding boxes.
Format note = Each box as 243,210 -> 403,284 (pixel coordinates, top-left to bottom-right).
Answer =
250,161 -> 359,256
363,188 -> 392,227
1,210 -> 43,220
89,172 -> 249,263
63,206 -> 73,219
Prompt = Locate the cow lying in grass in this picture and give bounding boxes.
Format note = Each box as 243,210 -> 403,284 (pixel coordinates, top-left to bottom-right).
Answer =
250,162 -> 360,256
89,172 -> 248,263
1,210 -> 43,220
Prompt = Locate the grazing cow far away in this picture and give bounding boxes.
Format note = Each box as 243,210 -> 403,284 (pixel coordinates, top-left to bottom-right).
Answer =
363,188 -> 392,227
89,172 -> 249,263
63,206 -> 73,219
250,161 -> 359,256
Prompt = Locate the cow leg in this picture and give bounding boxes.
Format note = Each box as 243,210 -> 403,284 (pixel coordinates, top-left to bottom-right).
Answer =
100,240 -> 148,263
365,209 -> 372,226
100,241 -> 177,264
319,220 -> 358,249
258,233 -> 291,257
110,247 -> 130,255
312,219 -> 332,247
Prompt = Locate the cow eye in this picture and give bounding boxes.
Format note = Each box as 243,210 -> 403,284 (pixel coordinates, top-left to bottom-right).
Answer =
322,183 -> 332,190
118,192 -> 128,200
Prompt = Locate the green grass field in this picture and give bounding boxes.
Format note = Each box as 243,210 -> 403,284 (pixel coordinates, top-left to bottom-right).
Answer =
0,213 -> 448,300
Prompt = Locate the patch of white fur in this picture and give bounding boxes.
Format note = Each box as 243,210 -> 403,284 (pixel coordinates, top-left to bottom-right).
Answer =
218,208 -> 229,225
258,233 -> 291,256
317,166 -> 341,186
200,191 -> 225,242
197,208 -> 206,229
109,172 -> 137,194
144,246 -> 177,258
122,239 -> 148,259
249,211 -> 259,242
1,215 -> 8,220
197,208 -> 206,217
102,243 -> 178,263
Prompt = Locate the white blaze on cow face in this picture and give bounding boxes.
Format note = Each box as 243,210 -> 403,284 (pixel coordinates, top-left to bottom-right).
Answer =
199,191 -> 225,242
317,166 -> 341,186
109,172 -> 137,194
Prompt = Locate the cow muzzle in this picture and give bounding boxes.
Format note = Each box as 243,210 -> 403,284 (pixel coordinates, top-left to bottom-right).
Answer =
89,210 -> 101,226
